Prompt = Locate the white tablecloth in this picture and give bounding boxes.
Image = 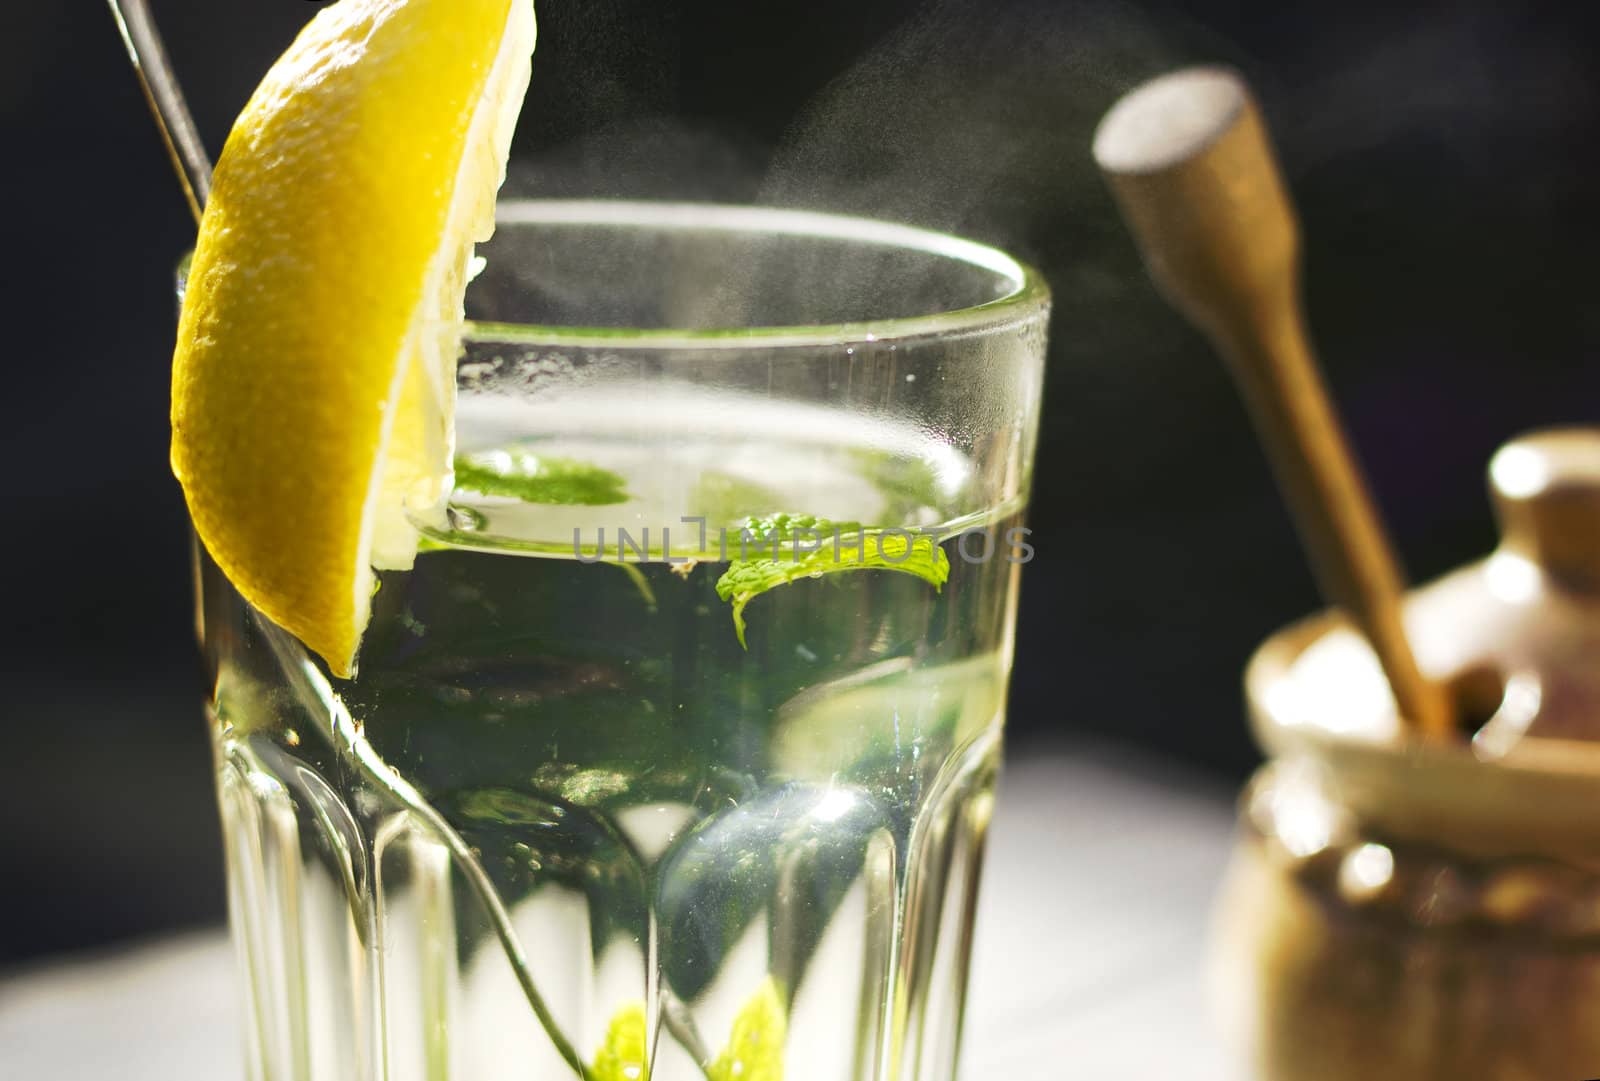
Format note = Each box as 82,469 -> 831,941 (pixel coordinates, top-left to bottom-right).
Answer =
0,747 -> 1241,1080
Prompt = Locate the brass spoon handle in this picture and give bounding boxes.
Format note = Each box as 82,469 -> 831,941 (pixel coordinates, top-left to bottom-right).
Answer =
1094,67 -> 1454,739
107,0 -> 212,223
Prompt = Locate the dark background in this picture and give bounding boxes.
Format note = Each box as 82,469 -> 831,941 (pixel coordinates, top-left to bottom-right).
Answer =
1,0 -> 1593,964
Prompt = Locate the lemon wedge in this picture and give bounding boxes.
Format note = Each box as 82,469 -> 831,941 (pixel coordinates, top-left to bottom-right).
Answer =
172,0 -> 536,677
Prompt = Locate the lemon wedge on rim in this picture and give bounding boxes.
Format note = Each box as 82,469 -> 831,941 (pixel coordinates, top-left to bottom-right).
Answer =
172,0 -> 536,677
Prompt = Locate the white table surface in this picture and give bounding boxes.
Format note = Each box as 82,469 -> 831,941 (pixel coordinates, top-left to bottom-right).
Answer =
0,746 -> 1242,1080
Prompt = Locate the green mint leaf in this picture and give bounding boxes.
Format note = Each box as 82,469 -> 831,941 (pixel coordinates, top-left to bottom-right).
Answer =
454,451 -> 630,506
707,978 -> 786,1081
589,1001 -> 649,1081
850,449 -> 950,521
715,514 -> 950,647
691,470 -> 784,526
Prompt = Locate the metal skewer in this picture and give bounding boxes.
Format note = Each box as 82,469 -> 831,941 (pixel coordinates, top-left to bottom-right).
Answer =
106,0 -> 213,223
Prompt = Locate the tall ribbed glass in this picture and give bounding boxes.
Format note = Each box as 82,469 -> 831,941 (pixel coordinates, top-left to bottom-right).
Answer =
194,202 -> 1049,1081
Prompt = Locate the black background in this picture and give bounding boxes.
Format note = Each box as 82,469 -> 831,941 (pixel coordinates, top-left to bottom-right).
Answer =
0,0 -> 1593,964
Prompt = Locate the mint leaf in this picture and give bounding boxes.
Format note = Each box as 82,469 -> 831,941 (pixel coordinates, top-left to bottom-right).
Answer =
589,1002 -> 649,1081
715,514 -> 950,647
850,448 -> 953,521
692,470 -> 784,526
454,451 -> 630,506
707,978 -> 786,1081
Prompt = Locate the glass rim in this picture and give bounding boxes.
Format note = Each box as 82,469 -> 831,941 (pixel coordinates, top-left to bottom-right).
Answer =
466,199 -> 1051,351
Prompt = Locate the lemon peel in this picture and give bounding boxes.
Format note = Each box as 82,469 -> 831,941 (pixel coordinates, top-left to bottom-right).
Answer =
171,0 -> 536,676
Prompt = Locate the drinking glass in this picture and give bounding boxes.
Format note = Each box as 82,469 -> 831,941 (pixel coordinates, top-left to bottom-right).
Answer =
194,200 -> 1049,1081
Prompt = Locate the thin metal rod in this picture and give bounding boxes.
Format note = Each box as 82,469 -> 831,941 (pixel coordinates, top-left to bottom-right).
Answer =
106,0 -> 213,224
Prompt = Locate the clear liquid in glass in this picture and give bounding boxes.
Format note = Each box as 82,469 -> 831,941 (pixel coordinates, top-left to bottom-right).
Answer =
206,394 -> 1026,1081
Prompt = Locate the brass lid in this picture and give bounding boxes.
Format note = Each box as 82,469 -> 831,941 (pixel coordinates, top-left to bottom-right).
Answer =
1245,429 -> 1600,862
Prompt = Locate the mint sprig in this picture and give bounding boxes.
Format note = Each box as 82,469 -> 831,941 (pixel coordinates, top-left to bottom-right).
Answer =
589,1002 -> 648,1081
707,978 -> 786,1081
584,980 -> 786,1081
446,452 -> 953,649
715,513 -> 950,647
454,451 -> 630,506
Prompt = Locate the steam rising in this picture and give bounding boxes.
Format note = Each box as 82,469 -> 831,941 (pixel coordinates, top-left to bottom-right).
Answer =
508,1 -> 1176,247
498,0 -> 1595,420
758,0 -> 1176,249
